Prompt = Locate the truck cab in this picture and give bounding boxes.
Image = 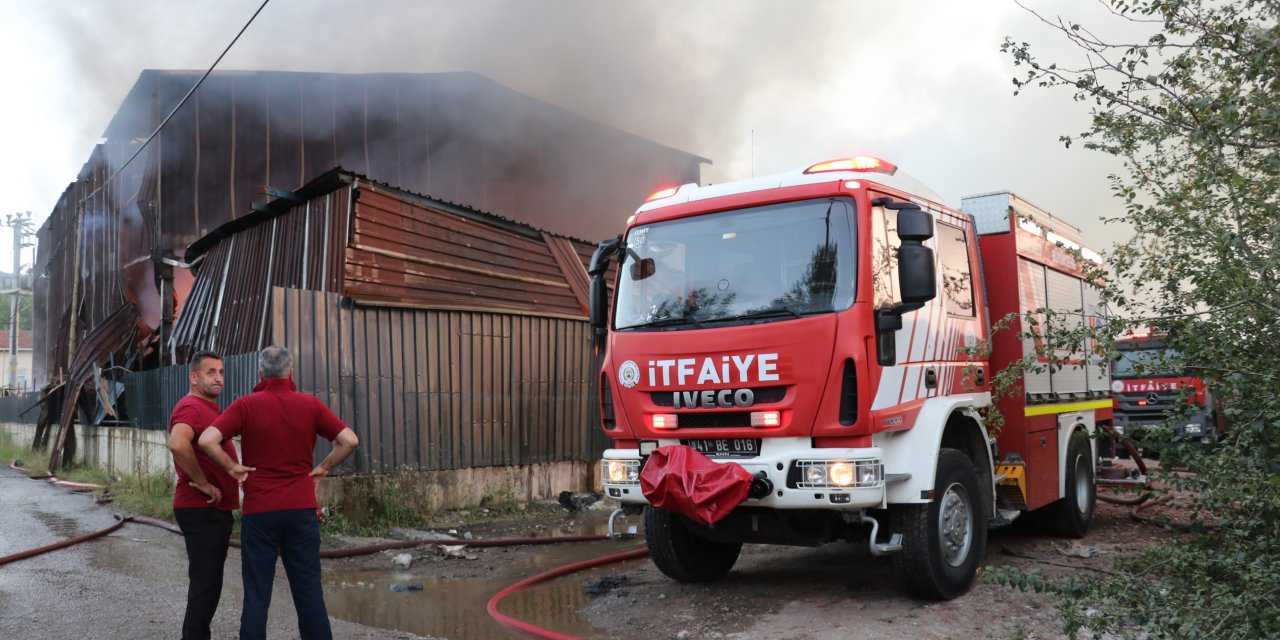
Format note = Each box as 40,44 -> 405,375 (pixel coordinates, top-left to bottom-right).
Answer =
1111,332 -> 1221,444
589,158 -> 1105,601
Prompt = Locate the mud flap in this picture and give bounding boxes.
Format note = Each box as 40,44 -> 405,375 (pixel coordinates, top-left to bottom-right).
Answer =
639,445 -> 755,526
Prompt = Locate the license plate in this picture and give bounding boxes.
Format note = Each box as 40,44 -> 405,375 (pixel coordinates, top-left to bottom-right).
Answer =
684,438 -> 761,458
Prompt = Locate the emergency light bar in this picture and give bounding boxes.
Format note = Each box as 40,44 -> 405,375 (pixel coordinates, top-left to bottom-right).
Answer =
804,156 -> 898,176
645,186 -> 680,202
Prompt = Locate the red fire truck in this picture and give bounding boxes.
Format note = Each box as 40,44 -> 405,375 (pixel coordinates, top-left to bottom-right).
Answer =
586,158 -> 1111,600
1111,330 -> 1222,444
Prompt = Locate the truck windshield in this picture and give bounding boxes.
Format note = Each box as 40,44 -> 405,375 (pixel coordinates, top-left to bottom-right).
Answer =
614,197 -> 856,330
1112,347 -> 1182,378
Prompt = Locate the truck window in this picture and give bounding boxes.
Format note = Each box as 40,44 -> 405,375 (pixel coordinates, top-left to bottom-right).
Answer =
870,205 -> 901,309
936,221 -> 975,317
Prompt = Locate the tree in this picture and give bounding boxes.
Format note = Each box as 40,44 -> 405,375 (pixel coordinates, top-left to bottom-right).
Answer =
1001,1 -> 1280,637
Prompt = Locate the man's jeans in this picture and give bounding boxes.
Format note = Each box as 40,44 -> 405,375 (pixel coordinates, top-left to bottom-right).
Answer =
174,507 -> 234,640
239,508 -> 332,640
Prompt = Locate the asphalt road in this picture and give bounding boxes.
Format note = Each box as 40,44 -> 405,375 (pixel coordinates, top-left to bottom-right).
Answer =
0,464 -> 433,640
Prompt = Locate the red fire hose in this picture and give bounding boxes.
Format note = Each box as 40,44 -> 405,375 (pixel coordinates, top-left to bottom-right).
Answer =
487,548 -> 651,640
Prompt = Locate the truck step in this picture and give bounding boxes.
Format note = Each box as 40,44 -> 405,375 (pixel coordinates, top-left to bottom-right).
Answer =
990,508 -> 1022,528
884,473 -> 911,485
993,473 -> 1008,483
870,533 -> 903,555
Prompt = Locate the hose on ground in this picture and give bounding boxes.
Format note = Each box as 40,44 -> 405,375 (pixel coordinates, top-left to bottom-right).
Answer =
487,548 -> 651,640
1096,435 -> 1152,506
1130,495 -> 1219,532
0,514 -> 127,566
11,459 -> 107,490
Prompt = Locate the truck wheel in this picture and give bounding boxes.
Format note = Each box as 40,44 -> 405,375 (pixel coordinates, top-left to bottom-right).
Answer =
1044,430 -> 1095,538
644,505 -> 742,582
892,449 -> 986,601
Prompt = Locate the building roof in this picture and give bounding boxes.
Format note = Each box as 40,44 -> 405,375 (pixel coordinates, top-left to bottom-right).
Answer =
0,330 -> 34,350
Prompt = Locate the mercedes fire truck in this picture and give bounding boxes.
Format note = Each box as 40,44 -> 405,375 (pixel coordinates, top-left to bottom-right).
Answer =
587,158 -> 1111,600
1111,330 -> 1222,444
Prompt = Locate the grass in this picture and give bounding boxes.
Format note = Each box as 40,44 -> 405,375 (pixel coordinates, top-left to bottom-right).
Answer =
2,431 -> 177,523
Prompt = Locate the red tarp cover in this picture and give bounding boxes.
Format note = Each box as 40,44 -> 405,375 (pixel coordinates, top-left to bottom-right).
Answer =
639,445 -> 754,525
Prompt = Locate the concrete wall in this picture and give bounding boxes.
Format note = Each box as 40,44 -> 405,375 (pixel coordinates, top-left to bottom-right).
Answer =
1,421 -> 173,478
2,421 -> 600,515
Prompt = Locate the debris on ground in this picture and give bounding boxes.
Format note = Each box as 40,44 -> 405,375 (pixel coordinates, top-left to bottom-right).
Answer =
388,582 -> 424,592
584,575 -> 630,598
1056,543 -> 1105,559
436,544 -> 477,560
388,527 -> 460,542
391,553 -> 413,568
558,491 -> 601,512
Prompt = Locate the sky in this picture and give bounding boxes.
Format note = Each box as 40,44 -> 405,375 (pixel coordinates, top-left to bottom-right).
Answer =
0,0 -> 1144,277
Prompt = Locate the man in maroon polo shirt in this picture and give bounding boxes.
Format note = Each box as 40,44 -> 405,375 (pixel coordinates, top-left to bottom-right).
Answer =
198,345 -> 358,640
167,350 -> 240,640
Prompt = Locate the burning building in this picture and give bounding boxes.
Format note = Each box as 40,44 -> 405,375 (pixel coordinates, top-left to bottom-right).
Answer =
33,69 -> 705,470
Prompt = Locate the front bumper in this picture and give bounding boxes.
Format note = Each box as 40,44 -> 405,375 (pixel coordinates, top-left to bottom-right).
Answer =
600,437 -> 885,510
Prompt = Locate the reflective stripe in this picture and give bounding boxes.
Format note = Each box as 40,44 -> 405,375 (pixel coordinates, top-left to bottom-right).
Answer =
1023,399 -> 1113,417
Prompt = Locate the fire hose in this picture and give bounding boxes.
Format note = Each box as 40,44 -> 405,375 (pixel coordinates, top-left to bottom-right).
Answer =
6,460 -> 647,639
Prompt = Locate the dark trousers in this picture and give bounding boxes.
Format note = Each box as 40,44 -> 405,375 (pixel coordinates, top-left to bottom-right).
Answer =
239,508 -> 332,640
174,507 -> 234,640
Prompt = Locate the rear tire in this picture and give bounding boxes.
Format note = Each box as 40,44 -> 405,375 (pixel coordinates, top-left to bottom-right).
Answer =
1044,430 -> 1095,538
892,449 -> 987,601
645,505 -> 742,582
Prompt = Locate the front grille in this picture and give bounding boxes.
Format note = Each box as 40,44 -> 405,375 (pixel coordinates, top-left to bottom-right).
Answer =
650,386 -> 786,407
600,374 -> 616,430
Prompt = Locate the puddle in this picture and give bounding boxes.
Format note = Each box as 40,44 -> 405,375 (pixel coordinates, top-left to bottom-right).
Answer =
324,538 -> 645,639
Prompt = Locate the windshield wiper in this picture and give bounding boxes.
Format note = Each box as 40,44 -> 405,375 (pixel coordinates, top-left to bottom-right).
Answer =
624,315 -> 704,330
705,305 -> 807,324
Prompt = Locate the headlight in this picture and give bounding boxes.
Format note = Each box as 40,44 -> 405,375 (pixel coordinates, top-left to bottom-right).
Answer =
804,463 -> 827,486
602,459 -> 640,485
829,462 -> 855,486
794,459 -> 883,488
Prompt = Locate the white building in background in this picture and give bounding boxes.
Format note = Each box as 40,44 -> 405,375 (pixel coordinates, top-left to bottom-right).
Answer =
0,330 -> 34,392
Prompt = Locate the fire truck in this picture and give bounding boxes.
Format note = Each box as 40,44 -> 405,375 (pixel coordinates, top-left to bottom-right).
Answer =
1111,330 -> 1222,445
586,158 -> 1111,600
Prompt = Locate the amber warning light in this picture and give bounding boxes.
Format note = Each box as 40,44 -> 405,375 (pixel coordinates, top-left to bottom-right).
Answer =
645,186 -> 680,202
804,156 -> 898,176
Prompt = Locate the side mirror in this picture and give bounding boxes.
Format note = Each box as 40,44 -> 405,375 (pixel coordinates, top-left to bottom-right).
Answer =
588,236 -> 622,332
629,258 -> 656,281
895,208 -> 936,305
590,276 -> 610,330
588,237 -> 622,277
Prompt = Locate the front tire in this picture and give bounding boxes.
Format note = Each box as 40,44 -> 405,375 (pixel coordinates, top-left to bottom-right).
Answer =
892,448 -> 987,601
1043,430 -> 1095,538
645,505 -> 742,582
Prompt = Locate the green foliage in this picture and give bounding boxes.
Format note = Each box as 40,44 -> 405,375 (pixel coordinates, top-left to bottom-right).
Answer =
1003,1 -> 1280,637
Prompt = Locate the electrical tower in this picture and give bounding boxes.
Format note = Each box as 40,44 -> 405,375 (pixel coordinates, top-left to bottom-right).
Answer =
4,212 -> 33,391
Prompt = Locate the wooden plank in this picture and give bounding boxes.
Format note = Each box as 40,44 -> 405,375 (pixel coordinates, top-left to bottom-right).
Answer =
347,242 -> 570,291
543,233 -> 591,314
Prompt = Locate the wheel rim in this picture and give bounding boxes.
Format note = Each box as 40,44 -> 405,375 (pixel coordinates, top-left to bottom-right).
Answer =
1073,454 -> 1092,514
938,482 -> 974,567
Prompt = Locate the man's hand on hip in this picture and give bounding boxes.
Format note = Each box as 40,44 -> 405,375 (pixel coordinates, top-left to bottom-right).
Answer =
228,463 -> 255,485
189,480 -> 223,504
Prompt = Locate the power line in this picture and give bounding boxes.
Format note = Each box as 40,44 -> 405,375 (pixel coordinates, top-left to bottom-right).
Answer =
77,0 -> 271,206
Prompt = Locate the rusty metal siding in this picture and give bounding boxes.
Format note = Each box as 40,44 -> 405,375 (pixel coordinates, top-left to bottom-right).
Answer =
344,184 -> 588,318
270,287 -> 605,473
171,187 -> 353,358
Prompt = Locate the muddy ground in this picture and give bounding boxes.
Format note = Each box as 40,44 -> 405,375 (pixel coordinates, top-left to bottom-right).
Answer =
326,477 -> 1187,640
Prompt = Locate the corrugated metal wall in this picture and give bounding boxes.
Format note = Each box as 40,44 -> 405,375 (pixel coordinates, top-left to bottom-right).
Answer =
117,291 -> 608,473
272,287 -> 608,473
123,352 -> 259,431
0,392 -> 41,424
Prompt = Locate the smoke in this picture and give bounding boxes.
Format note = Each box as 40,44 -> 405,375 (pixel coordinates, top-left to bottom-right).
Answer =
9,0 -> 1138,242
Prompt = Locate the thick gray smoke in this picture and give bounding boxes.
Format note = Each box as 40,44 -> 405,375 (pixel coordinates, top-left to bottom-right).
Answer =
14,0 -> 1132,236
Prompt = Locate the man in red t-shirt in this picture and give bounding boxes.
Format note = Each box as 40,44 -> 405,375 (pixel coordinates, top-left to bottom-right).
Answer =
198,345 -> 358,640
167,350 -> 241,640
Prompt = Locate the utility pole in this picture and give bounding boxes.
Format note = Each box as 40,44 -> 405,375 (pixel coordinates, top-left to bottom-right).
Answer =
4,211 -> 33,391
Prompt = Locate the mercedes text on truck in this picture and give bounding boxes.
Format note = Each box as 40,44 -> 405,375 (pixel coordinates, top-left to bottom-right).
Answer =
586,158 -> 1110,600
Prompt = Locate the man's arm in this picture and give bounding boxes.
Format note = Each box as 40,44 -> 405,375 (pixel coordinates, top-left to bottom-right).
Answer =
310,428 -> 359,479
197,426 -> 255,484
167,423 -> 221,504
